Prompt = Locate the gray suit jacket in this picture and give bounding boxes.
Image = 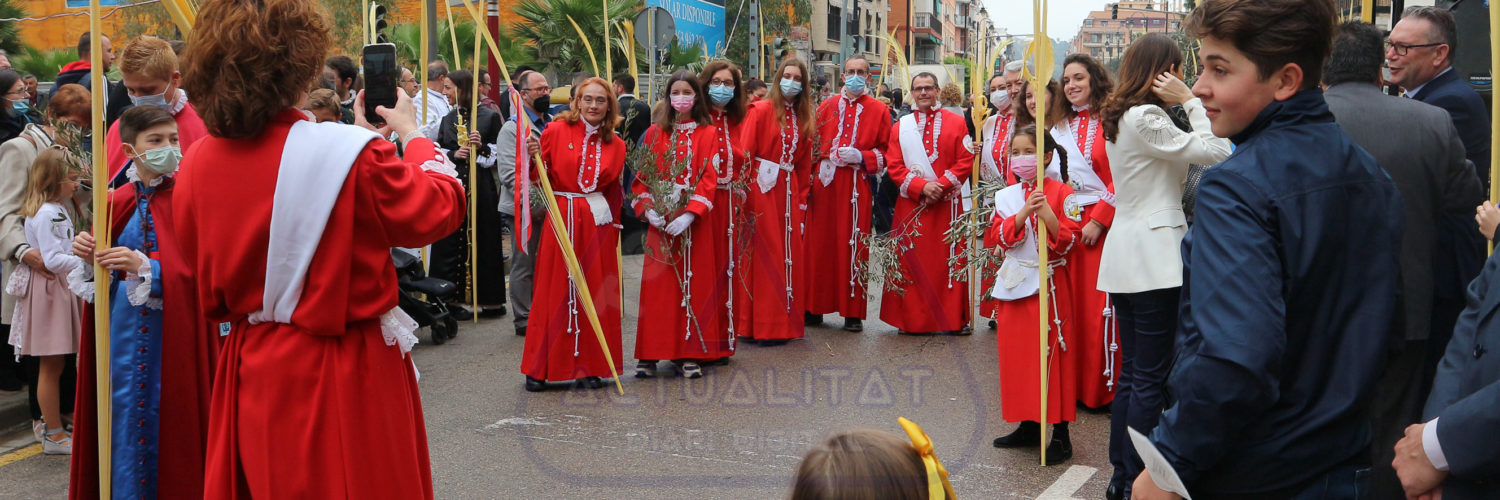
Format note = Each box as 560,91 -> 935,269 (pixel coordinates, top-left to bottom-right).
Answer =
1325,82 -> 1482,341
1423,251 -> 1500,498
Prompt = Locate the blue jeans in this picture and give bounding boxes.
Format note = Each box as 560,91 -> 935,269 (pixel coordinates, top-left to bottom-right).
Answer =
1108,287 -> 1181,491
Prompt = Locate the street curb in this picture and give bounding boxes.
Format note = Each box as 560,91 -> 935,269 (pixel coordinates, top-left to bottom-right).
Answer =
0,390 -> 28,434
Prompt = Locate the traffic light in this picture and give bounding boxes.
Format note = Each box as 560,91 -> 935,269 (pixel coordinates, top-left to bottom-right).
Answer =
770,37 -> 793,60
372,3 -> 389,44
1111,4 -> 1118,19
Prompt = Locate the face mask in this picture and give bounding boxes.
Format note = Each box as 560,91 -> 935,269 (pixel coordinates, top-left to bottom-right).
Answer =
990,90 -> 1010,110
131,90 -> 172,110
1011,154 -> 1038,181
670,95 -> 695,113
708,85 -> 735,105
133,145 -> 182,175
843,75 -> 867,95
780,79 -> 802,98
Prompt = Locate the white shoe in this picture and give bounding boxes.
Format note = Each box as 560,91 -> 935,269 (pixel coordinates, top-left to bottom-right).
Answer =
42,429 -> 70,455
31,421 -> 43,444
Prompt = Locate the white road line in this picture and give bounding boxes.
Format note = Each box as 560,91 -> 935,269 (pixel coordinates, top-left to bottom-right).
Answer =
1036,465 -> 1097,500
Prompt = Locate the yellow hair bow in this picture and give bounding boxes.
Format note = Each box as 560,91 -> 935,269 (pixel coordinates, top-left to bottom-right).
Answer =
898,417 -> 957,500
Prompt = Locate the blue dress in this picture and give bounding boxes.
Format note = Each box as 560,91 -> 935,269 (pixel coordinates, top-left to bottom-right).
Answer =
108,181 -> 165,499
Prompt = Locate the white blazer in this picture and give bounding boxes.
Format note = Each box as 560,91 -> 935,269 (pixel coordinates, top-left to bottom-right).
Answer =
1096,99 -> 1231,294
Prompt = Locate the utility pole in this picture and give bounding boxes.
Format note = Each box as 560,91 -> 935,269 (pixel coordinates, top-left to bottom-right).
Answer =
426,0 -> 439,63
748,0 -> 762,81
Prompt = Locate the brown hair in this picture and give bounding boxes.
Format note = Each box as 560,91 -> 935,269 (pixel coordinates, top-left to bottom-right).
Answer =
1062,53 -> 1113,117
45,84 -> 91,124
119,36 -> 178,82
1015,79 -> 1065,128
651,70 -> 712,131
938,81 -> 963,107
698,60 -> 747,124
305,88 -> 340,114
790,429 -> 929,500
21,148 -> 73,218
117,105 -> 176,145
1185,0 -> 1335,91
181,0 -> 334,139
768,58 -> 815,138
1100,33 -> 1183,142
554,77 -> 620,144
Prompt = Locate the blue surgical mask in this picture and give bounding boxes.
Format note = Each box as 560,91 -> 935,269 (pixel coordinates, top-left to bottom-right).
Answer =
11,100 -> 27,113
708,84 -> 735,105
130,90 -> 171,110
843,75 -> 867,95
779,79 -> 802,98
133,145 -> 182,175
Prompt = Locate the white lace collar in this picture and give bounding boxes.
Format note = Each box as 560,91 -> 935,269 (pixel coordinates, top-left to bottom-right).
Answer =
126,164 -> 172,188
673,120 -> 698,132
584,120 -> 602,137
166,89 -> 189,116
1071,104 -> 1090,113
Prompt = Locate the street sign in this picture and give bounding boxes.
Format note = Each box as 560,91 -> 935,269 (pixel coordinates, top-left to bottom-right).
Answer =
645,0 -> 724,56
634,7 -> 677,48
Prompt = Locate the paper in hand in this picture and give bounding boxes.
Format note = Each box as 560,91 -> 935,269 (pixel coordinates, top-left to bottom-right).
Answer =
1128,427 -> 1193,500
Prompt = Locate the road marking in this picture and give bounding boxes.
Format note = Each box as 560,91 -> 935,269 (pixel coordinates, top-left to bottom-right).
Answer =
0,444 -> 42,467
1036,465 -> 1097,500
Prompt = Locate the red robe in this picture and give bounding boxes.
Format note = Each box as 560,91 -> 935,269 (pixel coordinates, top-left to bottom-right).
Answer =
804,93 -> 891,319
1063,108 -> 1119,408
174,109 -> 465,499
987,178 -> 1080,424
978,111 -> 1018,320
880,108 -> 975,333
702,109 -> 749,354
631,122 -> 726,361
104,101 -> 210,180
736,100 -> 812,341
524,119 -> 625,381
70,178 -> 220,499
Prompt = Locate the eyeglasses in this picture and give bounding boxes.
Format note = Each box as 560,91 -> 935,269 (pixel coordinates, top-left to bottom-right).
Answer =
4,89 -> 27,98
709,79 -> 736,87
912,85 -> 938,93
1385,40 -> 1445,56
577,96 -> 610,105
523,86 -> 553,94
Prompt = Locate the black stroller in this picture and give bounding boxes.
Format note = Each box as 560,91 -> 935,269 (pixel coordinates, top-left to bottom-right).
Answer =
392,249 -> 460,344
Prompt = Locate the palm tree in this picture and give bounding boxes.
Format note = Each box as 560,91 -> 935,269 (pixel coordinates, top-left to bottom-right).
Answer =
386,21 -> 535,79
509,0 -> 643,77
0,0 -> 27,55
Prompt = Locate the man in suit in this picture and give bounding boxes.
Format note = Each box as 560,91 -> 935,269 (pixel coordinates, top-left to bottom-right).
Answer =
1388,4 -> 1491,413
1324,21 -> 1484,500
1392,248 -> 1500,499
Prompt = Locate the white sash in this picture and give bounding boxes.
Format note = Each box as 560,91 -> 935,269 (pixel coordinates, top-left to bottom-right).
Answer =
898,113 -> 973,210
249,120 -> 421,354
990,185 -> 1041,300
1051,123 -> 1109,206
979,116 -> 1004,183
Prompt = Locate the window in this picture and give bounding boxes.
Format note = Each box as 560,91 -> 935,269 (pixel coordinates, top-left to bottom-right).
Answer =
828,6 -> 842,40
1099,20 -> 1107,26
1085,19 -> 1093,26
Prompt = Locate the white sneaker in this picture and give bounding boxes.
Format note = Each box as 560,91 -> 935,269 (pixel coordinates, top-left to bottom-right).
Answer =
42,430 -> 70,455
31,421 -> 43,444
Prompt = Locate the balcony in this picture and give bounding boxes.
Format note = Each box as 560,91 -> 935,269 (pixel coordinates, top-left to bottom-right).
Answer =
913,13 -> 942,34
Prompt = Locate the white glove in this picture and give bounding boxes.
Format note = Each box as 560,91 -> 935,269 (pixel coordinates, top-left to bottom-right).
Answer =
836,147 -> 863,165
665,213 -> 696,236
645,209 -> 666,229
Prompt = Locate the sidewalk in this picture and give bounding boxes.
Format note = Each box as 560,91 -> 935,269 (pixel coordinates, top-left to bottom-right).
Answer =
0,390 -> 31,454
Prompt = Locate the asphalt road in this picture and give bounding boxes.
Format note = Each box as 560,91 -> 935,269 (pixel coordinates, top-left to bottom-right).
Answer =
0,254 -> 1113,499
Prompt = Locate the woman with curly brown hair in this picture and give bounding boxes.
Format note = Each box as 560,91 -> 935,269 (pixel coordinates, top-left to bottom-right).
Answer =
169,0 -> 466,497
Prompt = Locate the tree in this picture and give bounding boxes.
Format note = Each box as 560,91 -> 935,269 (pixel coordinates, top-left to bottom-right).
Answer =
386,20 -> 535,78
723,0 -> 812,73
12,48 -> 77,79
0,0 -> 25,55
509,0 -> 642,77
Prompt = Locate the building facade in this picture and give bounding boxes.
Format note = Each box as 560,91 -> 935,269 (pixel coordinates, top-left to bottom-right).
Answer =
1070,1 -> 1182,62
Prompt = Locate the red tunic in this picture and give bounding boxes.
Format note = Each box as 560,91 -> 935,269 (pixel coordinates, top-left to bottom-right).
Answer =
104,102 -> 210,179
70,179 -> 220,500
880,108 -> 975,333
174,109 -> 465,498
1064,108 -> 1119,408
804,93 -> 891,319
704,109 -> 748,352
978,111 -> 1018,320
524,119 -> 626,381
631,122 -> 726,361
736,100 -> 811,340
988,179 -> 1080,424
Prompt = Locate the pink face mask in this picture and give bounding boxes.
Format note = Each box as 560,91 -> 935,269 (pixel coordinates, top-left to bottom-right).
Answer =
670,95 -> 695,113
1011,154 -> 1038,181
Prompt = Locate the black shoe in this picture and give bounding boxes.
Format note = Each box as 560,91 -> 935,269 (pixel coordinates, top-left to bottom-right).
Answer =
842,318 -> 863,332
804,312 -> 824,326
524,376 -> 546,392
1105,484 -> 1125,500
952,326 -> 973,336
479,305 -> 508,318
449,306 -> 474,321
988,319 -> 997,329
582,376 -> 605,389
992,421 -> 1041,448
1044,430 -> 1073,465
738,336 -> 759,345
759,339 -> 789,347
515,326 -> 526,337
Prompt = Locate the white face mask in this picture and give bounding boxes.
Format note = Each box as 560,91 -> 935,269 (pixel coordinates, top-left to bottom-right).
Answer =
131,145 -> 182,175
990,90 -> 1010,110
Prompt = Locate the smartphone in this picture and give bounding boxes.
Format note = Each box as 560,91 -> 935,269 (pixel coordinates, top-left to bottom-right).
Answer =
361,43 -> 398,126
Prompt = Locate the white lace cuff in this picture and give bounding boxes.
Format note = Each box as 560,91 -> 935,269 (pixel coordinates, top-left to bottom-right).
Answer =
421,150 -> 460,179
123,251 -> 162,310
66,261 -> 94,303
380,307 -> 420,355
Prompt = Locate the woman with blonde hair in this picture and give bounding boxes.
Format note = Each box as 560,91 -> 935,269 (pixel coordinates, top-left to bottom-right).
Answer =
172,0 -> 466,496
735,58 -> 814,346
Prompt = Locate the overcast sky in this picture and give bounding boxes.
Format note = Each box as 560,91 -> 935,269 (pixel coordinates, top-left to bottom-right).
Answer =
981,0 -> 1115,42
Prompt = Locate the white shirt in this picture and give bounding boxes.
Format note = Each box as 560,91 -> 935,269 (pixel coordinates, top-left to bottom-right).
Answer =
418,87 -> 452,140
